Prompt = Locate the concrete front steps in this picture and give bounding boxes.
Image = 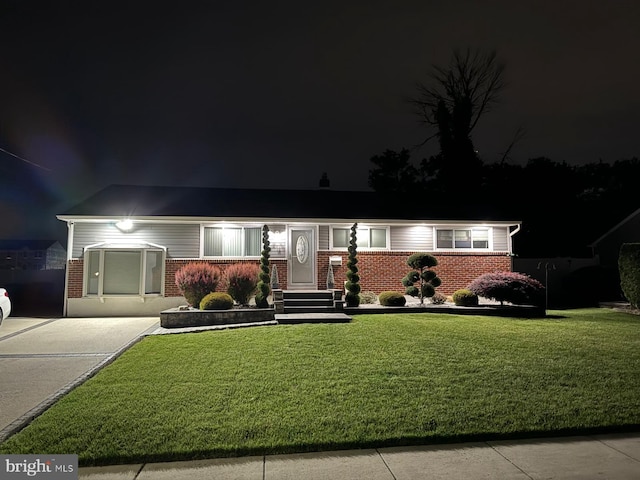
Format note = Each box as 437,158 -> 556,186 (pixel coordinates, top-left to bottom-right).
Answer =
275,312 -> 351,324
273,289 -> 351,324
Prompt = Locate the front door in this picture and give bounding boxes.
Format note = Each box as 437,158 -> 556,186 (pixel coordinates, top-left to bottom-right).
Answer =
289,227 -> 316,289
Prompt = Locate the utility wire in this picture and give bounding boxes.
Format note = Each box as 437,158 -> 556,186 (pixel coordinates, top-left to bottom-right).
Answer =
0,146 -> 51,171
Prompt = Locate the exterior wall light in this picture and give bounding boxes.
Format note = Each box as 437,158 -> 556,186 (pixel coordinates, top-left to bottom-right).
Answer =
115,219 -> 134,232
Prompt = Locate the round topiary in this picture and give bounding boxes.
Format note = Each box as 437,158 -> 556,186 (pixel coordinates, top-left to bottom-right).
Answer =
421,283 -> 435,298
200,292 -> 234,310
452,288 -> 479,307
405,285 -> 419,297
406,253 -> 438,270
378,291 -> 407,307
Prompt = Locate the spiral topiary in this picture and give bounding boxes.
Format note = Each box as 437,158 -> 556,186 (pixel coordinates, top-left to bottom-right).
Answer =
255,225 -> 271,308
345,223 -> 361,307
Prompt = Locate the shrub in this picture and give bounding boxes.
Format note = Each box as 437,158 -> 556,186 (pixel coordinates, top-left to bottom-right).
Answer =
431,292 -> 447,305
402,253 -> 441,304
359,291 -> 377,304
200,292 -> 234,310
255,225 -> 271,308
223,263 -> 260,306
619,243 -> 640,308
453,289 -> 479,306
174,262 -> 222,307
378,291 -> 406,307
468,271 -> 544,305
345,223 -> 361,307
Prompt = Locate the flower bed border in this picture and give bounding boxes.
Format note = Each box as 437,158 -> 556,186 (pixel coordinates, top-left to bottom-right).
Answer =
160,307 -> 275,328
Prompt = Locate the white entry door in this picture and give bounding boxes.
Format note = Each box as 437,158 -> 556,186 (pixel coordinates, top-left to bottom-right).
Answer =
289,227 -> 316,289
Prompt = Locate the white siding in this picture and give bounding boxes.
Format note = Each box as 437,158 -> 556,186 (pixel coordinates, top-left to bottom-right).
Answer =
318,225 -> 330,250
492,226 -> 509,251
72,223 -> 200,258
390,225 -> 433,251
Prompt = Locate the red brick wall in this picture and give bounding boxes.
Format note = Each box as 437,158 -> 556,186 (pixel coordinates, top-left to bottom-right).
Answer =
317,251 -> 512,295
165,259 -> 289,296
68,259 -> 84,298
67,253 -> 510,299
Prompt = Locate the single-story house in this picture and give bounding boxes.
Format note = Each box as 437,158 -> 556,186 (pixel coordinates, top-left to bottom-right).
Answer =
57,184 -> 521,317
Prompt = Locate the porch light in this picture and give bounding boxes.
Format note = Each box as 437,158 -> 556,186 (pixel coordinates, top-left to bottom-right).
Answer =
115,219 -> 134,232
269,230 -> 285,241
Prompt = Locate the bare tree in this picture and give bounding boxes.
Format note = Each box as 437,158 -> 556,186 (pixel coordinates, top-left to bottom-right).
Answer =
411,49 -> 505,144
410,49 -> 505,195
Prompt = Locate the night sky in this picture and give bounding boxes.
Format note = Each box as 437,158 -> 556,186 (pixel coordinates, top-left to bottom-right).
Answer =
1,1 -> 639,240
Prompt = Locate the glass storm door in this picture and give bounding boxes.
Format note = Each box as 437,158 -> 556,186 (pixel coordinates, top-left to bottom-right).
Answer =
289,228 -> 316,288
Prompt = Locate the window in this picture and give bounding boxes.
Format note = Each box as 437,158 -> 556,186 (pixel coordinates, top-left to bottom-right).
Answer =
203,226 -> 261,257
84,246 -> 165,296
331,226 -> 388,249
436,228 -> 490,249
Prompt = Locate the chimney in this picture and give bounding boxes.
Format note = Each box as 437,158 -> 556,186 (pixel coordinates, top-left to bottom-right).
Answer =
319,172 -> 330,189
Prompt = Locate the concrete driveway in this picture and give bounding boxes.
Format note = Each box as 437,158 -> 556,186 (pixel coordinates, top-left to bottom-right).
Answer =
0,316 -> 159,441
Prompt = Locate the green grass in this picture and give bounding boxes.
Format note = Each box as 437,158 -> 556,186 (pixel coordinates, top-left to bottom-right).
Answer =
2,308 -> 640,466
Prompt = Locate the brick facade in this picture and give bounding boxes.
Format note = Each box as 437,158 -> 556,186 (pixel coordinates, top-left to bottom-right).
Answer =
68,252 -> 511,299
67,259 -> 84,298
318,251 -> 512,295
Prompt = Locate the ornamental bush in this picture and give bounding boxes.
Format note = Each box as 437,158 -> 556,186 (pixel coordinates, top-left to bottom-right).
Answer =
619,243 -> 640,308
430,292 -> 447,305
378,291 -> 406,307
402,253 -> 441,304
254,225 -> 271,308
223,263 -> 260,306
468,271 -> 544,305
174,262 -> 222,307
359,291 -> 378,304
452,288 -> 478,306
200,292 -> 234,310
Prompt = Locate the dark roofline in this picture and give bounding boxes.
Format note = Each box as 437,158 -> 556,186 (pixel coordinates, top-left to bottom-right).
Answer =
589,206 -> 640,247
59,184 -> 520,223
0,239 -> 62,250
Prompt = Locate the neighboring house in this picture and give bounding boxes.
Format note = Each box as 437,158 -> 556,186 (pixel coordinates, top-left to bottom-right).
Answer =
0,240 -> 67,316
588,206 -> 640,301
57,184 -> 521,317
589,206 -> 640,271
0,240 -> 66,271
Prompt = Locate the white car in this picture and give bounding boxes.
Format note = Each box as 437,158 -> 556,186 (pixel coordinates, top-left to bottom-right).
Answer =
0,288 -> 11,325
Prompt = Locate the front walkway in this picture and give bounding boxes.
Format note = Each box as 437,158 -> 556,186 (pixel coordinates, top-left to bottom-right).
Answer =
79,433 -> 640,479
0,316 -> 159,441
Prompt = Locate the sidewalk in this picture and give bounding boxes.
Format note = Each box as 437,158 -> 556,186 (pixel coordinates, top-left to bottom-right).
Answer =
79,432 -> 640,479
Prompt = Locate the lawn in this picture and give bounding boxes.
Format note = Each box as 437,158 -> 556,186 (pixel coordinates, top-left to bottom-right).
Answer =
2,308 -> 640,466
